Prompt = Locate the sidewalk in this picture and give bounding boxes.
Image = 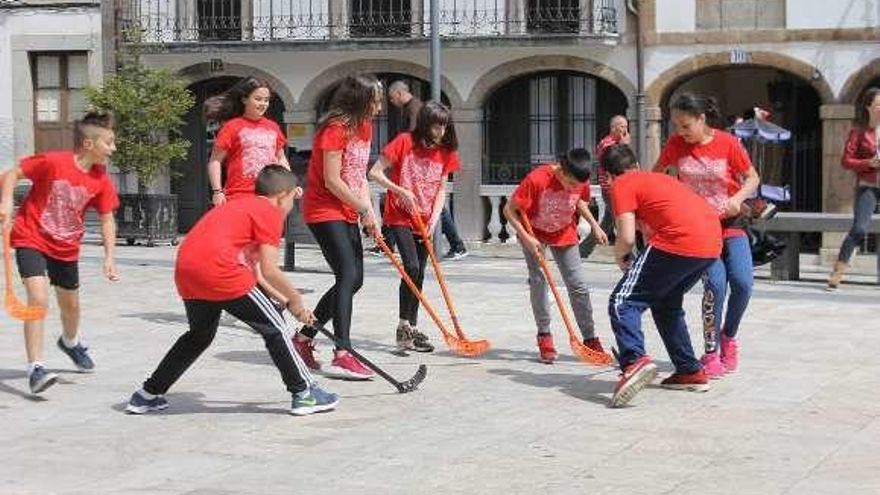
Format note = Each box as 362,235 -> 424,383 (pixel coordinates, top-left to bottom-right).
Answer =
1,244 -> 878,494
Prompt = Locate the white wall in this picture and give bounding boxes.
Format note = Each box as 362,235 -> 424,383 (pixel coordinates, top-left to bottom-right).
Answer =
787,0 -> 880,29
654,0 -> 696,33
144,43 -> 636,110
0,7 -> 102,166
0,14 -> 14,167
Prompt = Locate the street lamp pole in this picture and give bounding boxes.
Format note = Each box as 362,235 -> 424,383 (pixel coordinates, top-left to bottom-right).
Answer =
430,0 -> 441,101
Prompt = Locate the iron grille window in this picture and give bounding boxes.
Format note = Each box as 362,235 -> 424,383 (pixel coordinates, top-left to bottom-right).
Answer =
198,0 -> 242,41
350,0 -> 412,38
527,0 -> 579,33
484,72 -> 625,184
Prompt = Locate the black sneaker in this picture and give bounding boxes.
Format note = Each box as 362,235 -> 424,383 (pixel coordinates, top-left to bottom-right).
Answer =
125,391 -> 169,414
28,365 -> 58,394
443,248 -> 469,261
366,246 -> 384,257
57,337 -> 95,373
410,327 -> 435,353
395,322 -> 414,352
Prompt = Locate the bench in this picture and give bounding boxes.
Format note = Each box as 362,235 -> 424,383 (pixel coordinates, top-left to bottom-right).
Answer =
763,212 -> 880,283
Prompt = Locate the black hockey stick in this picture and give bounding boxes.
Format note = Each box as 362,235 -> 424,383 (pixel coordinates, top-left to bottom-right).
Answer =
310,325 -> 427,394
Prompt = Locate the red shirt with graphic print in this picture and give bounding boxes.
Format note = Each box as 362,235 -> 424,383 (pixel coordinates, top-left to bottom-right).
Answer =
654,130 -> 752,238
214,116 -> 287,199
512,164 -> 590,247
611,171 -> 721,258
175,195 -> 284,301
11,151 -> 118,261
302,120 -> 373,224
381,133 -> 460,229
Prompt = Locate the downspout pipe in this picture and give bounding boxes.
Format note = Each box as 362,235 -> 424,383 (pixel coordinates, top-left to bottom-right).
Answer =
627,0 -> 648,166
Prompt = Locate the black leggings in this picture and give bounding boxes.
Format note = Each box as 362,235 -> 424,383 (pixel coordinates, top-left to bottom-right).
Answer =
389,226 -> 429,326
307,221 -> 364,348
143,287 -> 312,396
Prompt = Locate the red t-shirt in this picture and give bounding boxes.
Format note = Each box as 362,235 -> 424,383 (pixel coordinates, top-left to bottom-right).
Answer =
302,120 -> 372,224
611,171 -> 721,258
175,195 -> 284,301
11,151 -> 119,261
654,130 -> 752,238
214,116 -> 287,199
381,133 -> 460,229
512,164 -> 590,247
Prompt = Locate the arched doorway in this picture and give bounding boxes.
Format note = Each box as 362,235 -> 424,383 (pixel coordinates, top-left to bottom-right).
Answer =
662,66 -> 823,249
661,67 -> 825,213
172,76 -> 286,232
482,70 -> 628,184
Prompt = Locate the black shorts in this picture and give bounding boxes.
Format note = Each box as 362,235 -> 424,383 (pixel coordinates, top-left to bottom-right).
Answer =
15,248 -> 80,290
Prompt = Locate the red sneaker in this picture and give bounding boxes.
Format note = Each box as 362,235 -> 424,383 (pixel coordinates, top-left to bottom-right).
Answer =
720,336 -> 739,373
660,369 -> 711,392
610,355 -> 657,408
292,336 -> 322,371
327,352 -> 374,380
584,337 -> 605,354
699,352 -> 726,379
536,333 -> 558,364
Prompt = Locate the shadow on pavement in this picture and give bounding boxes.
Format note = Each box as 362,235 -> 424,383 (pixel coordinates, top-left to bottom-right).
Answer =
111,391 -> 291,416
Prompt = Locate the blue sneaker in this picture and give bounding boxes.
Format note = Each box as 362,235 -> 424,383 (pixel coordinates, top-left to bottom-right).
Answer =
28,365 -> 59,394
57,337 -> 95,373
125,391 -> 169,414
290,385 -> 339,416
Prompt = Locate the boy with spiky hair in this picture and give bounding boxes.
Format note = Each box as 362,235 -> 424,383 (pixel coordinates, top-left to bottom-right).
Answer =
0,112 -> 120,395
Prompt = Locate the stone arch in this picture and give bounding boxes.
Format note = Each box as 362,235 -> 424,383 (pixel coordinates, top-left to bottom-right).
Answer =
296,59 -> 464,113
839,57 -> 880,104
646,51 -> 834,108
176,62 -> 295,111
465,55 -> 636,109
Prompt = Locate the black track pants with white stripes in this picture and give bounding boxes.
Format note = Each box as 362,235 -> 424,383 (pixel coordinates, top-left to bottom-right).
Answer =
143,287 -> 314,396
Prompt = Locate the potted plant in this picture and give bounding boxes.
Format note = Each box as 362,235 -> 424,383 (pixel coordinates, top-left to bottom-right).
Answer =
85,41 -> 194,246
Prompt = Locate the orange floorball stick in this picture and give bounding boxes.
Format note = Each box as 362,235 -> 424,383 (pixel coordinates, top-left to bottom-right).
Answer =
4,232 -> 46,321
411,213 -> 490,350
518,212 -> 613,366
372,229 -> 488,357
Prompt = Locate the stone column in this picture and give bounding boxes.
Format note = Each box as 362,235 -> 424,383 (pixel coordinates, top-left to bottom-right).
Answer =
452,108 -> 485,243
819,103 -> 857,262
643,105 -> 663,169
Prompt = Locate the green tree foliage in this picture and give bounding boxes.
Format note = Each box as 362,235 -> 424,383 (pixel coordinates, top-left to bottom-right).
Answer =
85,46 -> 194,191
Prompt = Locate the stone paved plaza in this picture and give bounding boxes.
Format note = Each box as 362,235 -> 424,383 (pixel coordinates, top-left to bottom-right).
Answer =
1,243 -> 879,494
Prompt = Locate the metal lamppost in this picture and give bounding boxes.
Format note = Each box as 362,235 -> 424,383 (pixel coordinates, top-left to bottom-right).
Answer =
430,0 -> 441,102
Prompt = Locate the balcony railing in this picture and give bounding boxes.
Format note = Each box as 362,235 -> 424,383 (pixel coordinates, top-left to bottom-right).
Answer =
121,0 -> 618,43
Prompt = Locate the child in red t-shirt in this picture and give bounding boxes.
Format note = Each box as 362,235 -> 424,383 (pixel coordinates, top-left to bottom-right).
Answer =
603,144 -> 721,408
205,77 -> 291,203
654,93 -> 760,378
368,101 -> 460,353
125,166 -> 338,416
502,148 -> 609,364
296,75 -> 382,380
0,113 -> 120,395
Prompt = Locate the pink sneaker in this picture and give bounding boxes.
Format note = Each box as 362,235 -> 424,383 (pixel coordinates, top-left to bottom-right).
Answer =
292,337 -> 321,371
720,337 -> 739,373
327,352 -> 374,380
700,352 -> 726,379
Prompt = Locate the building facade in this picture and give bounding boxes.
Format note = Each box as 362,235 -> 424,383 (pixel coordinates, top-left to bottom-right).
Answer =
7,1 -> 879,259
0,0 -> 105,165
